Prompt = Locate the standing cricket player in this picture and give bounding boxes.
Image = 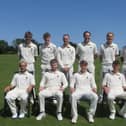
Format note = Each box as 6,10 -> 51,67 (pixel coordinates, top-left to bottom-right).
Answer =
18,31 -> 38,74
102,60 -> 126,120
36,59 -> 68,121
99,32 -> 119,103
70,60 -> 98,123
76,31 -> 98,76
39,32 -> 57,75
5,60 -> 35,119
57,34 -> 75,83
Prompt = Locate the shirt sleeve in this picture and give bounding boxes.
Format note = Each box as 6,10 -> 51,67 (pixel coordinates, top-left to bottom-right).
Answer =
115,44 -> 119,56
54,46 -> 58,58
30,74 -> 35,86
94,43 -> 98,55
61,73 -> 68,89
67,47 -> 76,68
90,75 -> 97,89
40,74 -> 47,87
34,45 -> 38,57
10,74 -> 17,87
57,48 -> 65,68
122,74 -> 126,87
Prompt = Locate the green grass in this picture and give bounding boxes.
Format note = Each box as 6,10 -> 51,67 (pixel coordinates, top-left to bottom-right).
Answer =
0,54 -> 126,126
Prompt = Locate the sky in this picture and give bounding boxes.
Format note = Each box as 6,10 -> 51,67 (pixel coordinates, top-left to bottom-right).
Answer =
0,0 -> 126,48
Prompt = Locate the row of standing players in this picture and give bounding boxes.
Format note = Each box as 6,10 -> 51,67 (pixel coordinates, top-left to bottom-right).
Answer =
4,31 -> 126,124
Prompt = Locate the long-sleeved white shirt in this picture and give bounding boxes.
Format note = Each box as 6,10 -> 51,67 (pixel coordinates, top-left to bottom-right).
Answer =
11,71 -> 35,90
57,44 -> 75,68
70,71 -> 97,91
18,42 -> 38,63
102,72 -> 126,91
99,43 -> 119,65
76,41 -> 97,64
40,70 -> 68,89
39,43 -> 57,64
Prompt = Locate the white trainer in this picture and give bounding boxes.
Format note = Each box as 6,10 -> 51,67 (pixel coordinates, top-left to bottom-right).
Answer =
88,114 -> 94,123
36,112 -> 46,120
71,116 -> 77,124
109,112 -> 115,120
57,113 -> 63,121
19,113 -> 25,119
12,113 -> 18,119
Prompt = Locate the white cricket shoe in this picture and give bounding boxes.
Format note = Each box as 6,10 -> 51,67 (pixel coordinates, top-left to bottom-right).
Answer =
19,113 -> 25,119
109,112 -> 115,120
57,113 -> 63,121
36,112 -> 46,120
88,114 -> 94,123
12,113 -> 18,119
71,116 -> 77,124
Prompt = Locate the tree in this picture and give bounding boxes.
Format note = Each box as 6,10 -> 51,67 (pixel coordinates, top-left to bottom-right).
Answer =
0,40 -> 9,54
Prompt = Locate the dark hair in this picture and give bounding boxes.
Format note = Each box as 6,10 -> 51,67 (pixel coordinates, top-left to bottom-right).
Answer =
50,59 -> 58,64
63,34 -> 70,38
83,31 -> 91,36
43,32 -> 51,39
112,60 -> 120,65
80,60 -> 88,65
24,31 -> 32,38
106,32 -> 114,37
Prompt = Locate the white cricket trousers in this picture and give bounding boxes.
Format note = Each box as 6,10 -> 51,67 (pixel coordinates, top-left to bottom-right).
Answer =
107,89 -> 126,114
39,88 -> 63,113
5,88 -> 28,115
70,89 -> 98,118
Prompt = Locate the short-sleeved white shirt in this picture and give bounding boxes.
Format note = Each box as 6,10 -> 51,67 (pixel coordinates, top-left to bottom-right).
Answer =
39,43 -> 57,64
102,72 -> 126,91
11,71 -> 35,90
57,44 -> 75,68
121,46 -> 126,64
70,71 -> 97,91
40,70 -> 68,89
76,41 -> 97,64
18,42 -> 38,64
99,43 -> 119,65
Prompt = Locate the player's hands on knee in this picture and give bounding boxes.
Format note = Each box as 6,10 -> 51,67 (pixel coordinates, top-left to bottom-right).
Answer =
104,86 -> 110,94
59,86 -> 64,91
92,88 -> 97,93
39,86 -> 44,91
4,85 -> 11,92
70,88 -> 75,94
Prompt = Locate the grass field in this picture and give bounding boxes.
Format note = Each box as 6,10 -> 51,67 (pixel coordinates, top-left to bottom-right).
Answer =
0,54 -> 126,126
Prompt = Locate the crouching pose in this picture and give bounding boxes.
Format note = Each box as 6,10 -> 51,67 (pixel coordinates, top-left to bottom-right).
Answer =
5,60 -> 35,119
36,59 -> 68,121
70,60 -> 98,123
102,60 -> 126,120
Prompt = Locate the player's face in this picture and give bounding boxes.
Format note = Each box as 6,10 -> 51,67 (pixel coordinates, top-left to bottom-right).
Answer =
83,33 -> 91,42
63,36 -> 69,45
80,64 -> 87,72
44,37 -> 51,45
106,34 -> 114,44
25,35 -> 32,44
112,64 -> 120,72
19,62 -> 27,72
51,62 -> 58,71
